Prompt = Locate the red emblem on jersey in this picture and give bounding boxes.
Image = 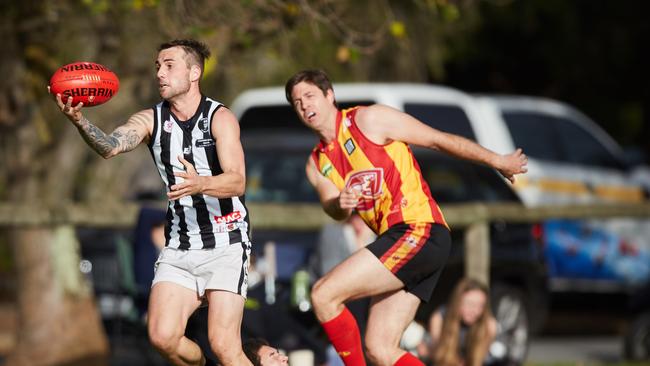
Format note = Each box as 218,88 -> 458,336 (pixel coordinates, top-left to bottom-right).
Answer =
345,168 -> 384,211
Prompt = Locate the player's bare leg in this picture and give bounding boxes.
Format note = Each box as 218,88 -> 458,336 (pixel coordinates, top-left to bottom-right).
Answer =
311,248 -> 404,321
148,282 -> 204,366
206,290 -> 252,366
364,290 -> 421,366
311,248 -> 405,365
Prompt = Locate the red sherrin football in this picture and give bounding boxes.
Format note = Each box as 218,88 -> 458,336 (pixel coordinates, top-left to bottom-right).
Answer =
49,62 -> 120,107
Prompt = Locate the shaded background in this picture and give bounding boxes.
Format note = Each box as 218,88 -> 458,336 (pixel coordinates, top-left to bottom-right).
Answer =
0,0 -> 649,365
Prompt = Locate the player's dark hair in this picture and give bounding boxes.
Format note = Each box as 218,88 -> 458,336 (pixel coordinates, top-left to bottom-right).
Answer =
158,39 -> 210,74
285,69 -> 337,107
242,338 -> 269,366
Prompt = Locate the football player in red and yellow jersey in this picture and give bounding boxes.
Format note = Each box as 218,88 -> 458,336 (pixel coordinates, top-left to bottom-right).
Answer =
285,70 -> 527,366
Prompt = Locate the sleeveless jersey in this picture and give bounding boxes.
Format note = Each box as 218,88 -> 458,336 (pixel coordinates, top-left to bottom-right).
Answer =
149,96 -> 250,250
311,107 -> 447,235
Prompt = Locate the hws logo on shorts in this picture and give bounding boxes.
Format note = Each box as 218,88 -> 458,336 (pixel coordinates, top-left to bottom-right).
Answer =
344,168 -> 384,211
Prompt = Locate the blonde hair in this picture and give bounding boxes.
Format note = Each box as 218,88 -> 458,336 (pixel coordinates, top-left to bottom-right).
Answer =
434,278 -> 494,366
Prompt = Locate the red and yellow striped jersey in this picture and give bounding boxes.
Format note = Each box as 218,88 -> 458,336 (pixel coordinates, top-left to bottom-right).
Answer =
311,107 -> 448,235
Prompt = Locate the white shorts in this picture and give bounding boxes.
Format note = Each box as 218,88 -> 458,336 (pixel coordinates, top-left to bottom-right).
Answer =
152,242 -> 252,298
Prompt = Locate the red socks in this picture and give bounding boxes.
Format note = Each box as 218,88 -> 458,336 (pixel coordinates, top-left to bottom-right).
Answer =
321,307 -> 366,366
321,308 -> 423,366
394,352 -> 424,366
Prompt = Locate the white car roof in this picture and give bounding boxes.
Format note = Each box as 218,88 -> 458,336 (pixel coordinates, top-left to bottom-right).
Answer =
230,82 -> 473,117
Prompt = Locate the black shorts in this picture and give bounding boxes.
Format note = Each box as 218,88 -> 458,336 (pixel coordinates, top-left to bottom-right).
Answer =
367,223 -> 451,302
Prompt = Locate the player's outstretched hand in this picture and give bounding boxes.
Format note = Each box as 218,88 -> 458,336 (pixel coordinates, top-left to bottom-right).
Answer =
168,155 -> 205,200
497,148 -> 528,184
49,86 -> 88,125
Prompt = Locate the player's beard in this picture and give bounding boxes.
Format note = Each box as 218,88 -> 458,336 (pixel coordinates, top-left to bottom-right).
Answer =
160,79 -> 191,101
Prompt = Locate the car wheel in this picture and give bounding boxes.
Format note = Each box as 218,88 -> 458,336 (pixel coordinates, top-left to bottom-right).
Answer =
624,312 -> 650,361
490,284 -> 530,365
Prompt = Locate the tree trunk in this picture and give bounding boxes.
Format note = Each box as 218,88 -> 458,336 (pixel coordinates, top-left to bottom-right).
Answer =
5,226 -> 109,366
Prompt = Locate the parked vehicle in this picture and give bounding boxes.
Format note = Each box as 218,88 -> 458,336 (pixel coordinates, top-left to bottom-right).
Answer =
473,95 -> 650,295
233,82 -> 650,299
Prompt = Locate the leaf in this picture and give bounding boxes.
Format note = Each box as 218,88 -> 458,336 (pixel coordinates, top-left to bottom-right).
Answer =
203,54 -> 218,79
390,21 -> 406,38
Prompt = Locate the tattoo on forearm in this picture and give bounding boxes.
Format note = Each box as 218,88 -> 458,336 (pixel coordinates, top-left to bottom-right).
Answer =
112,129 -> 141,151
77,117 -> 141,157
78,117 -> 119,156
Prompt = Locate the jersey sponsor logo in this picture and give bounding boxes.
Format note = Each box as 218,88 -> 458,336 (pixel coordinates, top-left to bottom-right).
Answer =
183,146 -> 192,155
214,211 -> 243,224
344,138 -> 356,155
198,117 -> 210,133
163,119 -> 173,133
321,162 -> 333,177
195,138 -> 215,148
345,168 -> 384,211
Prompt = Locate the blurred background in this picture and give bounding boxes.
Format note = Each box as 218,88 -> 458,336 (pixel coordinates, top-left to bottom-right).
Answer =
1,1 -> 649,365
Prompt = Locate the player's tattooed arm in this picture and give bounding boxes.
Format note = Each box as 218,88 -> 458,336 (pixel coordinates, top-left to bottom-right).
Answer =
76,110 -> 152,159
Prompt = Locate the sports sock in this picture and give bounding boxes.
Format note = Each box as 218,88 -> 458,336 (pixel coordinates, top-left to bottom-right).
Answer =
393,352 -> 425,366
321,307 -> 366,366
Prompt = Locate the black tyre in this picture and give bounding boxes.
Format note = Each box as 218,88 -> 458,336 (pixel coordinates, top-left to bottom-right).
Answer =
490,284 -> 530,365
624,312 -> 650,361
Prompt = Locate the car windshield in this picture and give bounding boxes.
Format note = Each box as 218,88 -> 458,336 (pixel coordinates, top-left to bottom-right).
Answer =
239,101 -> 373,131
415,150 -> 519,203
243,131 -> 318,203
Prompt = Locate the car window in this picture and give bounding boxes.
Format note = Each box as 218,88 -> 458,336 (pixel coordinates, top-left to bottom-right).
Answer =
416,151 -> 520,203
502,111 -> 623,169
404,103 -> 476,140
239,101 -> 373,131
245,149 -> 318,203
501,112 -> 564,162
240,105 -> 308,131
554,118 -> 624,169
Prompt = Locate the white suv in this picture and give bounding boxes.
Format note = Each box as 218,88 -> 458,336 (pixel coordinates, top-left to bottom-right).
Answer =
231,83 -> 650,363
473,95 -> 650,293
232,83 -> 650,291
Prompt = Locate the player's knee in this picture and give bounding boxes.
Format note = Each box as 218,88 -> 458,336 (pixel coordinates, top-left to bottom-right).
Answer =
310,278 -> 331,309
365,338 -> 392,366
209,336 -> 241,362
148,323 -> 181,355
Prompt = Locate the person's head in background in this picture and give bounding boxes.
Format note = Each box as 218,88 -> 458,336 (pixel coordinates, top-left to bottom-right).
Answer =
435,278 -> 494,366
242,338 -> 288,366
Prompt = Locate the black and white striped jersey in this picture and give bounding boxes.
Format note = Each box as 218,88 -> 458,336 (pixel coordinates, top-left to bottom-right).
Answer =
148,96 -> 250,250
